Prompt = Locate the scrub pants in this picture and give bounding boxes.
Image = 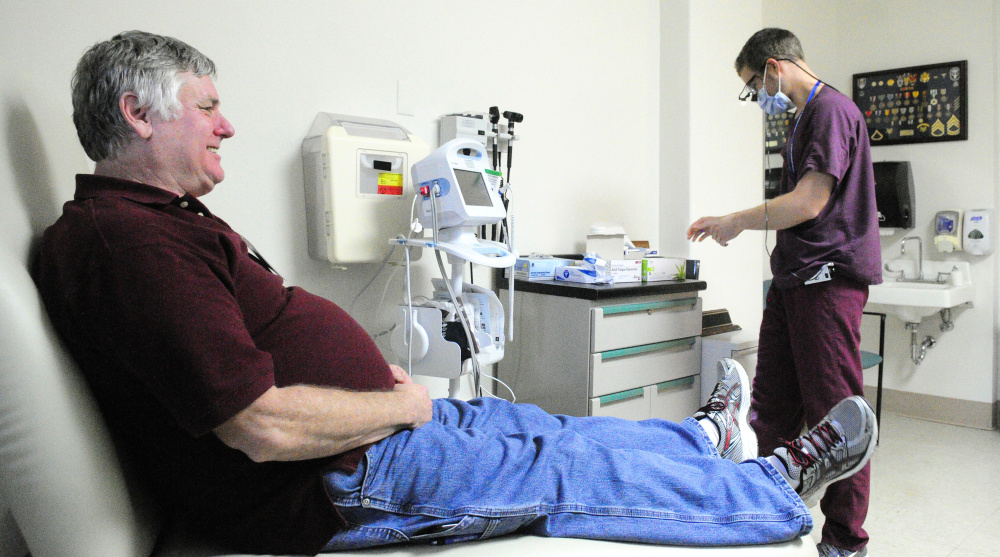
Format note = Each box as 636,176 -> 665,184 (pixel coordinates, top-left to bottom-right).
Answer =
752,277 -> 870,551
322,397 -> 811,551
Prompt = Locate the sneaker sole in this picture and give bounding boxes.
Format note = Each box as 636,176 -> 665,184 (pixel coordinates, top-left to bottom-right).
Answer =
718,358 -> 758,461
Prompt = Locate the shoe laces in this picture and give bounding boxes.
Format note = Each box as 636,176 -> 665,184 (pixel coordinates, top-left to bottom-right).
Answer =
781,421 -> 842,468
696,386 -> 728,414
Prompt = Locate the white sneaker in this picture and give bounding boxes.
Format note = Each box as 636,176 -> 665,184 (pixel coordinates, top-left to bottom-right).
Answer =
693,358 -> 757,462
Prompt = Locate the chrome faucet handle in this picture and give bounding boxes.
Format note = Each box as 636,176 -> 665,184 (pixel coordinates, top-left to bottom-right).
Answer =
936,265 -> 961,283
883,262 -> 905,279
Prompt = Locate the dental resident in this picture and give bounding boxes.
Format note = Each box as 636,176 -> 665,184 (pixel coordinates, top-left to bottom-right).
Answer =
687,28 -> 882,557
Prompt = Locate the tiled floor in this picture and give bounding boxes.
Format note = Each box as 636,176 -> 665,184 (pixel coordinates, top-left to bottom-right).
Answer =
809,412 -> 1000,556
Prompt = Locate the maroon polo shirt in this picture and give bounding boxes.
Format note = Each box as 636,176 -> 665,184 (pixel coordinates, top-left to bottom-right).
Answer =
34,174 -> 395,555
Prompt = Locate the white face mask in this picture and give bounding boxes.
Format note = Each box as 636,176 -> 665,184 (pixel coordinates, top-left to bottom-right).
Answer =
757,64 -> 793,115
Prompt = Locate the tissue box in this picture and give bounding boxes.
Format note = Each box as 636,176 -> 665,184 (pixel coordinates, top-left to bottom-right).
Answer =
512,256 -> 573,280
608,259 -> 642,283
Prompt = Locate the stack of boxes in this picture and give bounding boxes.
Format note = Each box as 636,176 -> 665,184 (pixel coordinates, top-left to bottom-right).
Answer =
508,230 -> 699,285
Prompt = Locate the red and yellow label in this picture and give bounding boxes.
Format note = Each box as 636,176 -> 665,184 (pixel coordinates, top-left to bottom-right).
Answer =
377,172 -> 403,195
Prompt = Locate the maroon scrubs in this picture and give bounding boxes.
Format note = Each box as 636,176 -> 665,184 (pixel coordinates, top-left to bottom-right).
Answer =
753,84 -> 882,552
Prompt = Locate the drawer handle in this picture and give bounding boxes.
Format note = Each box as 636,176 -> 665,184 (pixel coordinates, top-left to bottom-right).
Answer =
601,298 -> 698,316
656,376 -> 695,391
600,337 -> 697,361
599,387 -> 645,406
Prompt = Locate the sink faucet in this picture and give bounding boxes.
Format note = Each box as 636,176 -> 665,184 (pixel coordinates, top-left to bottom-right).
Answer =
901,236 -> 923,281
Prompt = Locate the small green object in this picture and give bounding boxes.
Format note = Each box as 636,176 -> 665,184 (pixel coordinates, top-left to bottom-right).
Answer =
485,169 -> 502,176
673,263 -> 685,281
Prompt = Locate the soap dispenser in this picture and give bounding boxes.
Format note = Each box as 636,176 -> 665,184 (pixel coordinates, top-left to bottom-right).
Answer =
964,209 -> 993,255
934,210 -> 963,252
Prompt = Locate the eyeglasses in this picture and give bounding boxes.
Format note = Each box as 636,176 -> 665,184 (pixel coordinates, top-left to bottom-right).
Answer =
738,73 -> 761,102
739,58 -> 805,103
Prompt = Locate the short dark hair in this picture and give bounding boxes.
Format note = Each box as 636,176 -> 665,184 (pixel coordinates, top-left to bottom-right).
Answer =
71,31 -> 216,162
734,28 -> 805,74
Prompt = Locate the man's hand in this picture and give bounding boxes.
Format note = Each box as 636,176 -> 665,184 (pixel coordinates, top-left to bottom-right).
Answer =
687,214 -> 742,246
389,364 -> 432,428
686,172 -> 835,246
393,380 -> 433,430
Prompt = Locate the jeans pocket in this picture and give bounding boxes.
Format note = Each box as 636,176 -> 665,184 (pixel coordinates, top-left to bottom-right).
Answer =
407,514 -> 538,545
406,515 -> 488,544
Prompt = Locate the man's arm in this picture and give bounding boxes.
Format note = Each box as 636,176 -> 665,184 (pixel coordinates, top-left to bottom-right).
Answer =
687,171 -> 835,246
214,365 -> 432,462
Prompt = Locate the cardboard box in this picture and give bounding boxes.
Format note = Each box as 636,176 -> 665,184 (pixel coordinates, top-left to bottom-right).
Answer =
586,233 -> 626,261
512,257 -> 573,280
554,265 -> 610,284
642,257 -> 687,282
608,259 -> 642,283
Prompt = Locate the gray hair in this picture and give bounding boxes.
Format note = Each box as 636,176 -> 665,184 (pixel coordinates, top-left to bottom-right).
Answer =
734,28 -> 805,74
71,31 -> 217,162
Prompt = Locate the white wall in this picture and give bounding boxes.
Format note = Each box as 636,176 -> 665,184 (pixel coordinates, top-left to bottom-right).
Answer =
0,0 -> 661,309
766,0 -> 998,411
661,1 -> 766,342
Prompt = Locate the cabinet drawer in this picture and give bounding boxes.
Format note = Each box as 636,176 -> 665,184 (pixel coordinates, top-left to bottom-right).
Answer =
589,387 -> 649,420
590,297 -> 702,352
590,337 -> 701,397
649,375 -> 702,422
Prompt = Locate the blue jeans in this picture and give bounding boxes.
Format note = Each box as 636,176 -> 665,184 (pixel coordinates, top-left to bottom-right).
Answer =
322,398 -> 810,551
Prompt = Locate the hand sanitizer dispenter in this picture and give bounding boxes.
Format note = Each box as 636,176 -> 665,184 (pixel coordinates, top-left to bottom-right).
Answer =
934,210 -> 963,253
963,209 -> 993,255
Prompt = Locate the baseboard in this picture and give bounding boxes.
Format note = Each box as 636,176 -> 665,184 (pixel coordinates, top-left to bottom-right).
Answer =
863,385 -> 996,430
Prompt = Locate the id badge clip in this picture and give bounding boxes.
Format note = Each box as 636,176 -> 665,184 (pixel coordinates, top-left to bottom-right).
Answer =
804,262 -> 835,285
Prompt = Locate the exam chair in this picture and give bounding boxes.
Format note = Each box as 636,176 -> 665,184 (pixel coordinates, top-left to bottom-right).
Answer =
0,249 -> 816,557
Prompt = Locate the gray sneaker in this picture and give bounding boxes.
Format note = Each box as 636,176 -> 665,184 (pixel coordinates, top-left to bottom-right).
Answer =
693,358 -> 757,463
816,541 -> 868,557
774,396 -> 878,504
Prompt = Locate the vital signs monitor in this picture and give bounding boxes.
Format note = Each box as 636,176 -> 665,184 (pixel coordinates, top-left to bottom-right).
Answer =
411,140 -> 506,232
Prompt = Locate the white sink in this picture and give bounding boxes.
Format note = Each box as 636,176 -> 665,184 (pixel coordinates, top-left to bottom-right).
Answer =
866,260 -> 974,323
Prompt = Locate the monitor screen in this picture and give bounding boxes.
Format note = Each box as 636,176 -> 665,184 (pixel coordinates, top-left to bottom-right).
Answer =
453,169 -> 493,207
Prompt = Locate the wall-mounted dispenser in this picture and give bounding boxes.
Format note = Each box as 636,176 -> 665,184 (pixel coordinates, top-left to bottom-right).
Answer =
934,210 -> 963,252
872,161 -> 915,229
963,209 -> 992,255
